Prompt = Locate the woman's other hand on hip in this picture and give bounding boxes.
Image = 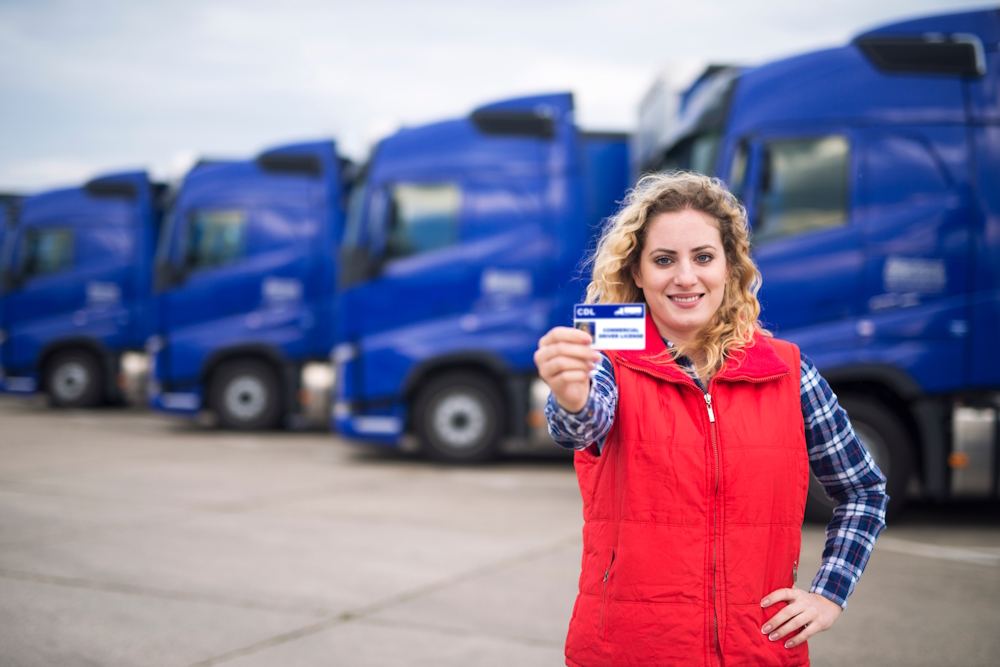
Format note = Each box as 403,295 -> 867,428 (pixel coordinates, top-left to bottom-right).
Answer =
534,327 -> 601,414
760,587 -> 842,649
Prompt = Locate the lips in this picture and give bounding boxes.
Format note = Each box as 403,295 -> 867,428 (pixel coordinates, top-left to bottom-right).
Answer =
668,293 -> 704,303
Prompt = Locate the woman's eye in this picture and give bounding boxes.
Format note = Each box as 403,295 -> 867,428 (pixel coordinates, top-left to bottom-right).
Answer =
697,254 -> 713,263
654,256 -> 673,266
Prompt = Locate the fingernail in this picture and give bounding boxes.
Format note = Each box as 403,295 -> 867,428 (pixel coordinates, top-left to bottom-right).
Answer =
761,599 -> 769,607
784,641 -> 794,649
761,625 -> 771,633
769,633 -> 779,641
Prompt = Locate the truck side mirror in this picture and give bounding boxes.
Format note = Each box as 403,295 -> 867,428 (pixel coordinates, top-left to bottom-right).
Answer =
154,261 -> 184,292
338,246 -> 382,290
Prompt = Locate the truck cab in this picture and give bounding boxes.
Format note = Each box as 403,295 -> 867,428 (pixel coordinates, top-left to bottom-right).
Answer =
0,173 -> 163,407
148,140 -> 351,429
638,8 -> 1000,517
333,93 -> 629,461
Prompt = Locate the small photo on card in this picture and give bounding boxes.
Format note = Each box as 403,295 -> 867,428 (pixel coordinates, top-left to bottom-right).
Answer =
573,303 -> 646,350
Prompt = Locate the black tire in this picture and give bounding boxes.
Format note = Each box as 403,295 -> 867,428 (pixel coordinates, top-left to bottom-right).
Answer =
209,360 -> 282,430
412,372 -> 504,463
804,395 -> 912,523
45,350 -> 104,408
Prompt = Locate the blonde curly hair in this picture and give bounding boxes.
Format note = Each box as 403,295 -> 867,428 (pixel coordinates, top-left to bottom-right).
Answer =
585,171 -> 769,378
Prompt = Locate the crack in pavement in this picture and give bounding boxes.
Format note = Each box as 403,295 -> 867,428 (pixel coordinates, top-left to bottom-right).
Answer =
186,533 -> 580,666
0,567 -> 333,617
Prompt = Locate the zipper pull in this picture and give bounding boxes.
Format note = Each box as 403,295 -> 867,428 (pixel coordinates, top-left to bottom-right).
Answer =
704,393 -> 715,423
793,559 -> 798,584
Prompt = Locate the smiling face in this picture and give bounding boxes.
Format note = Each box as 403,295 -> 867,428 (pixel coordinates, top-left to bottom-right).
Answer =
630,208 -> 729,346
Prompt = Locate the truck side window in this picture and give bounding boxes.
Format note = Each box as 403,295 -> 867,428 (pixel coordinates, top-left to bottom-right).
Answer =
755,136 -> 849,242
19,228 -> 74,280
184,210 -> 247,271
385,184 -> 460,260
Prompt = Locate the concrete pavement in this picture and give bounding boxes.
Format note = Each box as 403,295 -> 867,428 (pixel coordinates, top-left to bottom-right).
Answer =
0,396 -> 997,666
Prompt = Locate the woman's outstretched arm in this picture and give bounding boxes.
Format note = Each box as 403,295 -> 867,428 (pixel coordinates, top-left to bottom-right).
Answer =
535,326 -> 617,453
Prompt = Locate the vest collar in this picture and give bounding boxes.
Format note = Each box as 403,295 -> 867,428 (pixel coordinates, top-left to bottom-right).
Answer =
613,312 -> 790,385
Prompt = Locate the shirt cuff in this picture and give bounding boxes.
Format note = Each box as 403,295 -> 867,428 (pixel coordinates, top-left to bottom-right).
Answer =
546,392 -> 596,424
808,563 -> 856,610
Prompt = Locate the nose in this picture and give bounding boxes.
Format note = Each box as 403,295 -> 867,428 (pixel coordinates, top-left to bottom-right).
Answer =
673,259 -> 698,288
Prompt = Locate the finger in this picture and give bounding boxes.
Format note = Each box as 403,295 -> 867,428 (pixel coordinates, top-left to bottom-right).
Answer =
783,617 -> 821,649
540,357 -> 595,378
549,369 -> 591,384
541,326 -> 593,346
543,340 -> 600,362
761,588 -> 796,608
761,600 -> 805,638
535,343 -> 600,369
769,607 -> 816,644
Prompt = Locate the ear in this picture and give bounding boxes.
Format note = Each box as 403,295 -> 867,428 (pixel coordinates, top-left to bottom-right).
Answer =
630,261 -> 643,290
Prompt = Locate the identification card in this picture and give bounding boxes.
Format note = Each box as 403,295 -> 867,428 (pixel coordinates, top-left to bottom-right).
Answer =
573,303 -> 646,350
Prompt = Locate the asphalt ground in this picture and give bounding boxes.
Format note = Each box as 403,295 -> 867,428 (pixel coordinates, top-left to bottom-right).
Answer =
0,396 -> 998,667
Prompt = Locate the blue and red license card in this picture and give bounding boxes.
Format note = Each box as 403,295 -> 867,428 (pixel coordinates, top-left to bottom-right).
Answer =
573,303 -> 646,350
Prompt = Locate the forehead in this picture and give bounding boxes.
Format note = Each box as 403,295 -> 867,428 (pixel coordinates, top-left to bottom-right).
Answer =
644,208 -> 721,248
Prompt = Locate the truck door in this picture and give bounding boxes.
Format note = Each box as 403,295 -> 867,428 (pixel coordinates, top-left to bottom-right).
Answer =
860,128 -> 972,392
155,188 -> 266,385
1,224 -> 77,377
738,128 -> 864,336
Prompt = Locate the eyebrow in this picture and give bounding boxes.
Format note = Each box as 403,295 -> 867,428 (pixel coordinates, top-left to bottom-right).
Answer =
649,245 -> 717,254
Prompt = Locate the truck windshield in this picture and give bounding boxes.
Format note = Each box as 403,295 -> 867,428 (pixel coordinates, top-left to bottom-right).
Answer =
643,67 -> 738,176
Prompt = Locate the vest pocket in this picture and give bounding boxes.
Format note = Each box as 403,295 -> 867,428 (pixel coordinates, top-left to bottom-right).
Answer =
600,550 -> 615,640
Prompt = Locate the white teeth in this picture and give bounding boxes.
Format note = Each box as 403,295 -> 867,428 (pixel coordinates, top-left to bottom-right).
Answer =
670,295 -> 701,303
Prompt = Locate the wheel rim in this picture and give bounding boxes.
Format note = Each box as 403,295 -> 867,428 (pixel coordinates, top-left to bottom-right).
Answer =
52,361 -> 89,402
432,393 -> 487,449
224,375 -> 268,421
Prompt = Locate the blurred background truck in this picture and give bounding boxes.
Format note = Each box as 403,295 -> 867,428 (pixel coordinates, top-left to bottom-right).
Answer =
147,141 -> 353,429
636,8 -> 1000,518
0,172 -> 163,407
331,93 -> 629,462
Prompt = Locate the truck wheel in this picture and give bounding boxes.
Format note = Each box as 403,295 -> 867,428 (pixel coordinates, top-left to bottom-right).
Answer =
209,360 -> 282,430
45,350 -> 104,408
804,396 -> 912,523
413,372 -> 503,463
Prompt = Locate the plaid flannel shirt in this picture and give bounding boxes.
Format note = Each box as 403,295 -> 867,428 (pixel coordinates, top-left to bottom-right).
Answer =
545,341 -> 888,609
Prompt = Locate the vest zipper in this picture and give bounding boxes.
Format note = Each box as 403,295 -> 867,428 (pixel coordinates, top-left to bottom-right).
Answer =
601,550 -> 615,640
706,388 -> 723,667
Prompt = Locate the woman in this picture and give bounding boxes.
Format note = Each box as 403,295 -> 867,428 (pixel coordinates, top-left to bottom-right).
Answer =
534,173 -> 888,667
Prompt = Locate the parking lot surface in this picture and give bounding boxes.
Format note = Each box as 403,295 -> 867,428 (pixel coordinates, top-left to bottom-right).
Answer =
1,396 -> 998,666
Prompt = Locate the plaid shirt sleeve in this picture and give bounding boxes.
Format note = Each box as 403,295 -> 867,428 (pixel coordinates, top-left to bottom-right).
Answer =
801,353 -> 889,609
544,352 -> 617,453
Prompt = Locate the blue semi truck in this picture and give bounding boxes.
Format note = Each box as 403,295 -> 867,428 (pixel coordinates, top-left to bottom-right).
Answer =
147,140 -> 352,429
637,8 -> 1000,517
0,173 -> 163,406
331,92 -> 630,461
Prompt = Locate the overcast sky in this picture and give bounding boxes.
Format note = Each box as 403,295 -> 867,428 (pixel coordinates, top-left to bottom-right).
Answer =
0,0 -> 978,191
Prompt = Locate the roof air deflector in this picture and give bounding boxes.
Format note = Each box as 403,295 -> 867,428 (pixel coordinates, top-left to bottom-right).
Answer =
855,34 -> 986,77
257,152 -> 323,176
84,179 -> 138,199
470,110 -> 555,139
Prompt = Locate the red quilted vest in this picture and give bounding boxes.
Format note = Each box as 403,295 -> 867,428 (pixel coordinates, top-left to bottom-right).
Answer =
565,313 -> 809,667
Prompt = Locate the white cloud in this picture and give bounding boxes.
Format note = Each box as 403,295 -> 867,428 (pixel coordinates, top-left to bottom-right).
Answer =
0,0 -> 978,190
